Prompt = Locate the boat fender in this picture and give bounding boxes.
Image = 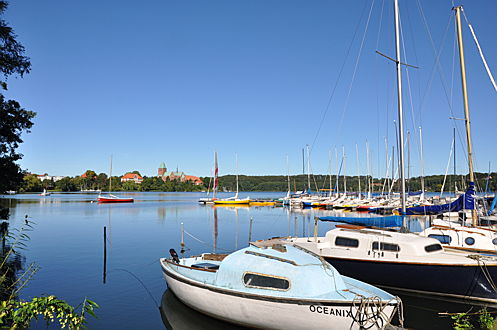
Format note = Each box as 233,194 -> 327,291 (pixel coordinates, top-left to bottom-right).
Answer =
169,249 -> 180,263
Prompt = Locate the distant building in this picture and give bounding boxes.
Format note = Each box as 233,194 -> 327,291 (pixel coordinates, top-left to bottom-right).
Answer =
121,173 -> 143,184
157,162 -> 203,185
36,173 -> 66,182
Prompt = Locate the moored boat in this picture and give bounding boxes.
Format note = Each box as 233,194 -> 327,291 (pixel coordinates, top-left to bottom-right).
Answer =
260,225 -> 497,304
97,194 -> 134,203
160,243 -> 401,329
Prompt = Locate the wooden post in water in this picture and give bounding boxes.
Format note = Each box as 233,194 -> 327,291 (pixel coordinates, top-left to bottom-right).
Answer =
103,226 -> 107,284
313,217 -> 318,242
180,222 -> 185,252
248,217 -> 253,243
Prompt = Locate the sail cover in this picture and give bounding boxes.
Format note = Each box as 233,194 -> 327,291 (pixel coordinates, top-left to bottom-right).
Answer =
319,215 -> 403,228
402,182 -> 475,216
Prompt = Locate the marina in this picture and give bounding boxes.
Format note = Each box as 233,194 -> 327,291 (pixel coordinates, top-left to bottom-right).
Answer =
0,191 -> 495,329
1,0 -> 497,328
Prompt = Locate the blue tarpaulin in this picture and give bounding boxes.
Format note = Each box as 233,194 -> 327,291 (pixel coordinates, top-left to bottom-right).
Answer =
401,182 -> 475,216
319,215 -> 404,228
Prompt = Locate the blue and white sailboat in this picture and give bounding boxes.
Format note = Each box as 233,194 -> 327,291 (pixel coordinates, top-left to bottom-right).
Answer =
161,244 -> 400,329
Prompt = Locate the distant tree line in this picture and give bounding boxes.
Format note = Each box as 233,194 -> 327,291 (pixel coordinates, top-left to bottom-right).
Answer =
204,172 -> 497,193
16,171 -> 497,193
19,170 -> 205,192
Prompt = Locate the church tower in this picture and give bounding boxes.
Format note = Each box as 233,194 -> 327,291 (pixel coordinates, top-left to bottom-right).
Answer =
158,162 -> 167,176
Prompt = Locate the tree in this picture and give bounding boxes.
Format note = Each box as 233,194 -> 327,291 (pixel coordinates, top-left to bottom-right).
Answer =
0,1 -> 35,194
19,174 -> 42,192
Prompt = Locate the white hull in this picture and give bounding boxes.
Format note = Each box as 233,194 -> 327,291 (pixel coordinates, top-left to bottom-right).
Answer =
163,267 -> 395,330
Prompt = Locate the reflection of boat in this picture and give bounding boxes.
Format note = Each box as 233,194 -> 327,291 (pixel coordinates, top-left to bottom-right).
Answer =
160,289 -> 243,330
249,200 -> 276,206
40,189 -> 51,196
160,243 -> 400,329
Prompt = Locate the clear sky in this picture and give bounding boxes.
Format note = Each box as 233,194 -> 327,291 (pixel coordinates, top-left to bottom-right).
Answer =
3,0 -> 497,178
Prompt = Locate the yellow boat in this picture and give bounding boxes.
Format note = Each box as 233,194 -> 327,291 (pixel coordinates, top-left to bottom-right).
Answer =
249,201 -> 276,206
213,198 -> 251,205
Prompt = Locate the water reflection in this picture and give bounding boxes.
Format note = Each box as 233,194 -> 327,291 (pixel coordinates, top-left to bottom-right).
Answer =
160,289 -> 247,330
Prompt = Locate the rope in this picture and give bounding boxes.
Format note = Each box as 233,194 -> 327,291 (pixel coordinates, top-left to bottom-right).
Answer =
183,229 -> 232,252
349,294 -> 403,329
461,8 -> 497,94
467,254 -> 497,294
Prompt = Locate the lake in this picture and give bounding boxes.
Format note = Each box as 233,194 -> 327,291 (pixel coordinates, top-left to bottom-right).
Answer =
0,192 -> 484,329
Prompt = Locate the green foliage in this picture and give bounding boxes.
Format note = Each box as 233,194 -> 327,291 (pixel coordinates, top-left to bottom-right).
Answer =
478,308 -> 495,330
452,312 -> 473,330
451,308 -> 497,330
0,296 -> 99,329
0,216 -> 98,328
19,174 -> 42,193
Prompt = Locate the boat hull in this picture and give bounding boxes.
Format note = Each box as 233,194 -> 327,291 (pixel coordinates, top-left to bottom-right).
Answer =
97,197 -> 134,203
162,265 -> 396,330
213,199 -> 250,205
325,256 -> 497,304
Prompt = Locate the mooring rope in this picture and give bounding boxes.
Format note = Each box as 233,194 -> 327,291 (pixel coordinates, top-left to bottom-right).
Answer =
349,294 -> 404,329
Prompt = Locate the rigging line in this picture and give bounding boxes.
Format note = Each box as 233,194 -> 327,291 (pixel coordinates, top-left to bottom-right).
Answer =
334,0 -> 376,144
375,0 -> 386,189
416,2 -> 462,156
399,9 -> 420,159
416,0 -> 454,114
114,268 -> 160,308
308,0 -> 371,156
462,8 -> 497,94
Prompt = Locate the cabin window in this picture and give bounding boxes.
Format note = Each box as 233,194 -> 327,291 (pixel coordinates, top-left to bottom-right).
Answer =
425,244 -> 443,253
372,241 -> 400,252
428,234 -> 452,244
243,272 -> 290,291
465,237 -> 475,246
335,237 -> 359,248
492,238 -> 497,245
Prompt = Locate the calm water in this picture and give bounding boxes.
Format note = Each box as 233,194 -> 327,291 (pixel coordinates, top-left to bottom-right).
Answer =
0,192 -> 483,329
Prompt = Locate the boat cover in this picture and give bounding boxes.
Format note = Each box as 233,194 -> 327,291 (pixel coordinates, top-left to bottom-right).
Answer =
402,182 -> 475,216
489,192 -> 497,216
319,215 -> 403,228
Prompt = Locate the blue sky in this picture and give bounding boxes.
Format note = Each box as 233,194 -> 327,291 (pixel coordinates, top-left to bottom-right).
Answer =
3,0 -> 497,178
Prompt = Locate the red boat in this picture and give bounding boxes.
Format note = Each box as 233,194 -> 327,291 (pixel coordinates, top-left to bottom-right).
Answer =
97,194 -> 134,203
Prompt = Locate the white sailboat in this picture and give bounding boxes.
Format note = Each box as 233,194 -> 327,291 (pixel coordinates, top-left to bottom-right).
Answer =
98,156 -> 133,203
199,152 -> 219,204
214,154 -> 250,205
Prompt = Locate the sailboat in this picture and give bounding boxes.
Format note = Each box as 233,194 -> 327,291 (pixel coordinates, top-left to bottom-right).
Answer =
256,1 -> 497,304
39,189 -> 51,196
98,156 -> 134,203
199,152 -> 219,204
214,154 -> 250,205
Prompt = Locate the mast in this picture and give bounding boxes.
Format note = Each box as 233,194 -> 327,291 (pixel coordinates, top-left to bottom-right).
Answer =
366,140 -> 372,199
286,154 -> 291,197
454,5 -> 477,225
453,127 -> 457,192
407,130 -> 411,192
343,147 -> 347,196
235,153 -> 239,199
394,0 -> 406,214
213,151 -> 218,199
306,145 -> 311,192
356,143 -> 361,199
335,147 -> 339,198
109,155 -> 113,193
419,126 -> 425,199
